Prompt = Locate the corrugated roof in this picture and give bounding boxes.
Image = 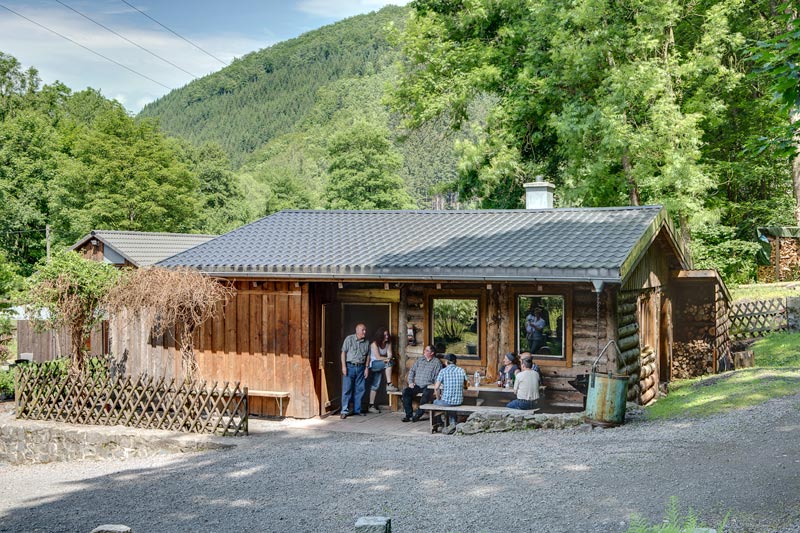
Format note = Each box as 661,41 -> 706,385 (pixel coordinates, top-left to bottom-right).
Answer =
73,230 -> 216,268
158,206 -> 678,282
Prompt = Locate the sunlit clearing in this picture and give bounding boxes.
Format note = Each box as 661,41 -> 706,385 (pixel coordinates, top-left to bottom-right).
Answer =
369,484 -> 392,492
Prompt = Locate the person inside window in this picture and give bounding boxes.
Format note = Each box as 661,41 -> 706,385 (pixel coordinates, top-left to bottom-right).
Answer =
525,306 -> 547,354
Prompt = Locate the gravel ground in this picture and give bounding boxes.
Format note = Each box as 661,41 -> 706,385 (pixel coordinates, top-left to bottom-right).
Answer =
1,394 -> 799,533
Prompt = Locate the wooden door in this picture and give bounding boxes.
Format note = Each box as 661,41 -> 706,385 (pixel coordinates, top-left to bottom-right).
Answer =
321,303 -> 341,415
659,295 -> 672,382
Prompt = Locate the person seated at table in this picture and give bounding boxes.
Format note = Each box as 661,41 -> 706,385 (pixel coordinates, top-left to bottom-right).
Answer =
401,345 -> 442,423
367,327 -> 396,414
507,358 -> 540,410
433,353 -> 468,433
520,353 -> 543,382
497,352 -> 520,386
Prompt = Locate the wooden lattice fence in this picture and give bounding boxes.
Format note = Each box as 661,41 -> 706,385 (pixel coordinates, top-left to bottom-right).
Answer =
14,365 -> 248,436
729,298 -> 788,340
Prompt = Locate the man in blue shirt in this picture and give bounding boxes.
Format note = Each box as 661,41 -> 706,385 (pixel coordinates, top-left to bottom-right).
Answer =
433,353 -> 468,433
340,323 -> 369,419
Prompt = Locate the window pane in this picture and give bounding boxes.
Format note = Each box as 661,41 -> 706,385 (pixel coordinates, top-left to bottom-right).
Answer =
518,295 -> 564,359
432,298 -> 479,357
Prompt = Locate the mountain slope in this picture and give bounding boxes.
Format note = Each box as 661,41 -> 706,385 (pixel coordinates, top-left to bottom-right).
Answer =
139,6 -> 407,168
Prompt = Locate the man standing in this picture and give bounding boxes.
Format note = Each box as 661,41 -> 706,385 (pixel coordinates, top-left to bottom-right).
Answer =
526,306 -> 546,354
507,358 -> 540,410
340,323 -> 370,419
401,345 -> 441,422
433,353 -> 468,433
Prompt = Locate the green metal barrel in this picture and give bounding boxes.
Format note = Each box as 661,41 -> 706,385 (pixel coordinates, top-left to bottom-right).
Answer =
584,371 -> 628,427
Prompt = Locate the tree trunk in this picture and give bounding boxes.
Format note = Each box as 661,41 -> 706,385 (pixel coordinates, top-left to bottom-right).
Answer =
792,109 -> 800,225
622,150 -> 640,206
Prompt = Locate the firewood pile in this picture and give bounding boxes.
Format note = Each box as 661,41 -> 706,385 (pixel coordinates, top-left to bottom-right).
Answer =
672,340 -> 713,379
757,237 -> 800,282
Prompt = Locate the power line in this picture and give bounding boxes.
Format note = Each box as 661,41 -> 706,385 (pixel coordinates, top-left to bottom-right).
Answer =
120,0 -> 227,66
0,2 -> 172,91
54,0 -> 200,79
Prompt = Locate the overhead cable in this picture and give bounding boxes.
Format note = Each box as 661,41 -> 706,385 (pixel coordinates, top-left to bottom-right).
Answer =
119,0 -> 228,66
0,2 -> 172,90
55,0 -> 200,79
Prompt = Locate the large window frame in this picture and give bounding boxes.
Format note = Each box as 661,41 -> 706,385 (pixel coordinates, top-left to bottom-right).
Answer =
512,289 -> 572,368
426,290 -> 485,362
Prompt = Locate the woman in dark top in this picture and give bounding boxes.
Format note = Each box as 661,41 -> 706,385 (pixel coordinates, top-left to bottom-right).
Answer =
497,352 -> 520,386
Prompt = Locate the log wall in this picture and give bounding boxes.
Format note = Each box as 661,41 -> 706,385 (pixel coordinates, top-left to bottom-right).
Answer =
110,280 -> 317,419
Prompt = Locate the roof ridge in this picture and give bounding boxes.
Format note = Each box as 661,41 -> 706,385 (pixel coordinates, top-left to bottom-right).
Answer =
93,230 -> 217,237
274,205 -> 663,215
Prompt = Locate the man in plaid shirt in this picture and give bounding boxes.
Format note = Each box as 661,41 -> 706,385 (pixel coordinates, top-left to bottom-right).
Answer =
433,353 -> 468,432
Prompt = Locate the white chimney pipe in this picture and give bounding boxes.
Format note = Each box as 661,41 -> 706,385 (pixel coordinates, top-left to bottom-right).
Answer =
523,179 -> 554,209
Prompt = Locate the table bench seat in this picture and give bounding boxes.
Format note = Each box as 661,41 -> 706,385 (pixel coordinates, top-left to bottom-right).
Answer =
247,390 -> 290,417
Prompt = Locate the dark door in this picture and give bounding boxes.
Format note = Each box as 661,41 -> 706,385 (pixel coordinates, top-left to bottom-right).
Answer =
321,303 -> 341,415
342,303 -> 392,406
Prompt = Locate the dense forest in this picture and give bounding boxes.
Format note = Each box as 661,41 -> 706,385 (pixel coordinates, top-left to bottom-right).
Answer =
0,2 -> 798,293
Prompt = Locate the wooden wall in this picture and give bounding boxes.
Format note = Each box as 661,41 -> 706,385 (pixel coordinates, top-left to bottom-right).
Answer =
110,280 -> 318,419
16,320 -> 107,362
397,282 -> 613,404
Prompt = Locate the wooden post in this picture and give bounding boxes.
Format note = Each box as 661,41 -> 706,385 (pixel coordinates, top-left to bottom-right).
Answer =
775,236 -> 781,282
398,285 -> 408,386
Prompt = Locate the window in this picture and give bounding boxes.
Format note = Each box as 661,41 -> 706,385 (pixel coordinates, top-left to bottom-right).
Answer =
431,297 -> 480,359
517,295 -> 565,360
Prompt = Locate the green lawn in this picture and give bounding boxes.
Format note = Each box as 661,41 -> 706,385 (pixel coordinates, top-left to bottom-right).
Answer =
646,331 -> 800,420
729,282 -> 800,302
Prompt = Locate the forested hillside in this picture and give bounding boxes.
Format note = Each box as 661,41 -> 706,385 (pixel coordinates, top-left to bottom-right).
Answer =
2,2 -> 798,288
139,6 -> 405,168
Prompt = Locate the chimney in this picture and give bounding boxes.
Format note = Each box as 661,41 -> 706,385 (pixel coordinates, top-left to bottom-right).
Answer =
523,177 -> 554,209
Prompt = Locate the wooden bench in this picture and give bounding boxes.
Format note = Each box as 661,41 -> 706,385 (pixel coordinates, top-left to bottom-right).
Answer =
247,390 -> 290,417
388,388 -> 483,411
419,403 -> 539,434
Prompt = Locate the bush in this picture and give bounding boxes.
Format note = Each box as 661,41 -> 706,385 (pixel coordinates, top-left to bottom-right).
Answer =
626,497 -> 727,532
0,367 -> 14,398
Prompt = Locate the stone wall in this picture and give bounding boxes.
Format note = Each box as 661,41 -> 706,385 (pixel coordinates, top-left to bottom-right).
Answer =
457,409 -> 585,434
0,406 -> 232,465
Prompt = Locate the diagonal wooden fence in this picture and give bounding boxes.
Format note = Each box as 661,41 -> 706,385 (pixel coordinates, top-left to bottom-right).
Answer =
729,298 -> 788,340
14,365 -> 248,436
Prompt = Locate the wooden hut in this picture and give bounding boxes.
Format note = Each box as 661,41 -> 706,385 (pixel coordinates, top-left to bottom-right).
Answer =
110,200 -> 730,418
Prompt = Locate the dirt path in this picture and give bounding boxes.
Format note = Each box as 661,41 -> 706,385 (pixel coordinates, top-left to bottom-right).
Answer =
1,394 -> 799,532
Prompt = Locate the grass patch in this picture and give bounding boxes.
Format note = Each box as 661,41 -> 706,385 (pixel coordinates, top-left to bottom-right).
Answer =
730,282 -> 800,302
646,368 -> 800,420
750,331 -> 800,367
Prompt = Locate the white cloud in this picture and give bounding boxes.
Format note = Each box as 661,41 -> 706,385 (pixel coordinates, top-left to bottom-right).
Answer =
0,3 -> 265,113
296,0 -> 408,19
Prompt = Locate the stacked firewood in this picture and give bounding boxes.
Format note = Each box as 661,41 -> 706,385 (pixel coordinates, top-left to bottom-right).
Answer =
757,237 -> 800,282
672,340 -> 712,379
639,346 -> 657,405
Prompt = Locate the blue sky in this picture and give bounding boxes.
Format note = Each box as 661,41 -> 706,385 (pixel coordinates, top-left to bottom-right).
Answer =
0,0 -> 408,113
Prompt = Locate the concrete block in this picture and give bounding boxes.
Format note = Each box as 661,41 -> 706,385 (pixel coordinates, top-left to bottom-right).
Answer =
355,516 -> 391,532
90,525 -> 132,533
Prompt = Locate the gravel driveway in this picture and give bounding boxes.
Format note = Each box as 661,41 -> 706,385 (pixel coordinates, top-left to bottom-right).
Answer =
1,393 -> 799,533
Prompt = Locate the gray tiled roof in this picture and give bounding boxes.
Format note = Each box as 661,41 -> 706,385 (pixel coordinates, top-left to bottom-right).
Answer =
73,230 -> 216,268
158,206 -> 680,282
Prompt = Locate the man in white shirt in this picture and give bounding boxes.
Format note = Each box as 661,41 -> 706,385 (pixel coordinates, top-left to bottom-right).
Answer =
507,358 -> 540,410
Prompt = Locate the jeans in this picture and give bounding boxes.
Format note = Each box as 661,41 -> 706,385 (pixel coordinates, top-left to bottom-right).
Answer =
507,398 -> 538,410
342,363 -> 366,415
402,384 -> 435,418
433,398 -> 459,426
368,361 -> 386,391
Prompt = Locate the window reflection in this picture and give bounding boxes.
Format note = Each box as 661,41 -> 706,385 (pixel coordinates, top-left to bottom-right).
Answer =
518,295 -> 564,359
432,298 -> 479,357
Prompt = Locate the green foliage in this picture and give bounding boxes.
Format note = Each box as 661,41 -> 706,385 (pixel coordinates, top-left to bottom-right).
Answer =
626,497 -> 726,532
22,250 -> 120,369
50,104 -> 201,244
749,4 -> 800,157
433,299 -> 477,342
325,121 -> 415,209
690,225 -> 761,284
0,367 -> 14,397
